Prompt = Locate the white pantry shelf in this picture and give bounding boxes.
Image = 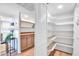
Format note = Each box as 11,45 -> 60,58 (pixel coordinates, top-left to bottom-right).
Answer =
55,22 -> 73,25
56,43 -> 73,48
48,22 -> 73,26
21,26 -> 32,28
48,36 -> 56,46
53,30 -> 73,32
56,36 -> 73,39
48,42 -> 57,55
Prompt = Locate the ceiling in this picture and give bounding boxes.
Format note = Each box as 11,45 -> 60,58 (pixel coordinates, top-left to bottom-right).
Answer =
18,3 -> 76,15
17,3 -> 76,17
18,3 -> 35,12
48,3 -> 76,17
17,3 -> 76,23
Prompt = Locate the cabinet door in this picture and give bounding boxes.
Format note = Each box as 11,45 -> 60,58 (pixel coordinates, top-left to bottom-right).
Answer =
21,35 -> 27,51
27,35 -> 33,48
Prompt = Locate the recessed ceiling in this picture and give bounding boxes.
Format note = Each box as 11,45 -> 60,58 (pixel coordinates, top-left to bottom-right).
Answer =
48,3 -> 76,17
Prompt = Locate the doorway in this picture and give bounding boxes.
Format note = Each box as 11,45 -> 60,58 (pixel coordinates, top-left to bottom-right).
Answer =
19,3 -> 35,56
47,3 -> 76,56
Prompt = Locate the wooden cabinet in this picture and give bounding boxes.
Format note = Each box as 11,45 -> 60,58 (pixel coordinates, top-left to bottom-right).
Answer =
20,32 -> 34,51
21,35 -> 27,51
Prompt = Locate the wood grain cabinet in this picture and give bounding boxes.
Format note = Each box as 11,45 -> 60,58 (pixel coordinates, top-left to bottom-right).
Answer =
20,32 -> 34,51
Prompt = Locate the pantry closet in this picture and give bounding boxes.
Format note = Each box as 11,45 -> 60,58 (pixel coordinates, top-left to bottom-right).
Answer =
47,3 -> 79,56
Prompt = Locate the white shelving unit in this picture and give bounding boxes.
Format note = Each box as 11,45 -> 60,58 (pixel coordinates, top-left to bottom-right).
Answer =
21,21 -> 34,28
47,13 -> 74,55
47,27 -> 57,55
55,22 -> 73,25
56,43 -> 73,48
48,42 -> 57,55
48,36 -> 56,46
55,43 -> 73,53
56,36 -> 73,39
20,21 -> 34,32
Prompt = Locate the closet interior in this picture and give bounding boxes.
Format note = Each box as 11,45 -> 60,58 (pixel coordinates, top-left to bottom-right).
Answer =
47,3 -> 76,56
